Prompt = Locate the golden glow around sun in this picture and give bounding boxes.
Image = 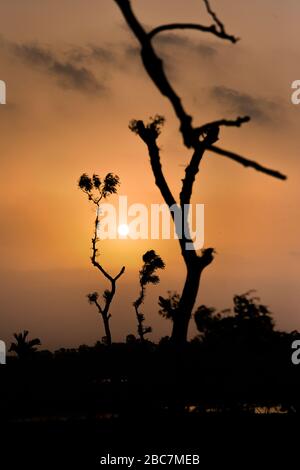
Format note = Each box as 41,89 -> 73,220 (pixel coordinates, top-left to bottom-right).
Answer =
118,224 -> 129,237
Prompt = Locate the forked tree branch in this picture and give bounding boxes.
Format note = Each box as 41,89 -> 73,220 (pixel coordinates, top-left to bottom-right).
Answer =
203,0 -> 235,40
149,0 -> 238,43
129,117 -> 213,265
116,0 -> 287,262
114,0 -> 286,182
195,116 -> 250,139
148,23 -> 237,43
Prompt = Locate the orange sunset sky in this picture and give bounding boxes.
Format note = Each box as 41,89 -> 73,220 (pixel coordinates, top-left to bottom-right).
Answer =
0,0 -> 299,349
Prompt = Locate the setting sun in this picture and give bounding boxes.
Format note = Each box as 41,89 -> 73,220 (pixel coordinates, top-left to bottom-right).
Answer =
117,223 -> 129,237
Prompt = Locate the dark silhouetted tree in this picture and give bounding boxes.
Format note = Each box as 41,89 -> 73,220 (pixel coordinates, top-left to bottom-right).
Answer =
134,250 -> 165,341
114,0 -> 286,344
194,291 -> 274,345
126,334 -> 137,344
78,172 -> 125,345
9,330 -> 41,359
158,291 -> 180,321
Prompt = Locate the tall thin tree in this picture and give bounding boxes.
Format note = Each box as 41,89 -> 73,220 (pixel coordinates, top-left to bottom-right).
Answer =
78,172 -> 125,345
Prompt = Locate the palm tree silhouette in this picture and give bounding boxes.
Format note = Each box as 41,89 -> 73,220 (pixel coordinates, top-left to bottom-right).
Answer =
9,330 -> 41,359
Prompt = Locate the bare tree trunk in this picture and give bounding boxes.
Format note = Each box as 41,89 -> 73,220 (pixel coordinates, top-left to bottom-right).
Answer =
171,263 -> 202,344
102,314 -> 112,346
134,306 -> 144,342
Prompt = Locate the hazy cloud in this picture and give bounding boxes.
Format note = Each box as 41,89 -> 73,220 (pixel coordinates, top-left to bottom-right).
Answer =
154,33 -> 217,58
13,43 -> 53,66
50,61 -> 102,93
211,86 -> 276,123
12,43 -> 105,94
65,44 -> 114,64
290,251 -> 300,257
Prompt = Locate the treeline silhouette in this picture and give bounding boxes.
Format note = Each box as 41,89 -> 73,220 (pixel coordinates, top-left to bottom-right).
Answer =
3,292 -> 300,424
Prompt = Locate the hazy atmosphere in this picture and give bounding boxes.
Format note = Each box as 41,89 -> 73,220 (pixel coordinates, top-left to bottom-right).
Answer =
0,0 -> 299,349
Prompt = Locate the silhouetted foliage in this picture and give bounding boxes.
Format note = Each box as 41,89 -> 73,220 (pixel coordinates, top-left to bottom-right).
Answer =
129,115 -> 165,140
158,291 -> 180,320
134,250 -> 165,341
126,334 -> 137,344
9,330 -> 41,359
78,172 -> 120,202
5,290 -> 300,429
194,291 -> 275,347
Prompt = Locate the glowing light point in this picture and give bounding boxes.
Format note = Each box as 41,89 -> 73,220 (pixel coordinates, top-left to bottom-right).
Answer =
118,224 -> 129,237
